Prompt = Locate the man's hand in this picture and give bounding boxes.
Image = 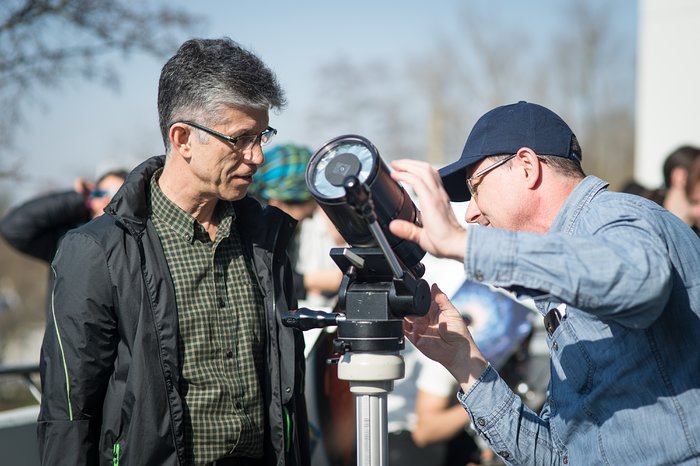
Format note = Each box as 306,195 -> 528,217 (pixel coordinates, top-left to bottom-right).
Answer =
404,284 -> 488,389
73,177 -> 94,197
389,159 -> 467,261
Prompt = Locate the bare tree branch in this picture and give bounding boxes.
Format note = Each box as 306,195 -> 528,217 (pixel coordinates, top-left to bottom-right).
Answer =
0,0 -> 205,174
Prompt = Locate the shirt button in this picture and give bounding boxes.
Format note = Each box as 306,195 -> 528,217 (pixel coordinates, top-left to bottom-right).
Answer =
563,455 -> 569,464
475,271 -> 484,281
477,418 -> 486,427
218,298 -> 226,308
226,350 -> 233,358
498,451 -> 510,459
185,234 -> 191,241
234,400 -> 243,410
552,341 -> 559,351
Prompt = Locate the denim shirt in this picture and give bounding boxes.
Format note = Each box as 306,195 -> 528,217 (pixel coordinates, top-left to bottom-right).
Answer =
458,176 -> 700,465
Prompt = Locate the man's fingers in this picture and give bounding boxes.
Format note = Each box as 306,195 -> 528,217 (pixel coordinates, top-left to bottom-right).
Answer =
431,284 -> 458,313
389,219 -> 421,242
391,163 -> 443,196
391,161 -> 455,215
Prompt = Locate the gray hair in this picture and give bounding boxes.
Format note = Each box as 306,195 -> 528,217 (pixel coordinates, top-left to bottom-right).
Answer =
157,37 -> 286,152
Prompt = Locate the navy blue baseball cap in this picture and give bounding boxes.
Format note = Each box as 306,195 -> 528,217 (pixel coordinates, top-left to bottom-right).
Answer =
439,101 -> 582,201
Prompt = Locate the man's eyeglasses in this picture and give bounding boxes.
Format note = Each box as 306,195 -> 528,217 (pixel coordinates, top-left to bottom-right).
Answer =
466,154 -> 516,198
173,120 -> 277,151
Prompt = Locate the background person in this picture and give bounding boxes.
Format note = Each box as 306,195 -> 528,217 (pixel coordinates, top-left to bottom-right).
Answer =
387,340 -> 479,466
685,154 -> 700,236
618,178 -> 663,204
660,144 -> 700,225
389,101 -> 700,465
0,169 -> 127,315
295,208 -> 346,308
0,169 -> 128,263
248,143 -> 342,303
38,37 -> 310,466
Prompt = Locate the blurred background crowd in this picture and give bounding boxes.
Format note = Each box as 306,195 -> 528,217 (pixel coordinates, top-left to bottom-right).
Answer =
0,1 -> 698,465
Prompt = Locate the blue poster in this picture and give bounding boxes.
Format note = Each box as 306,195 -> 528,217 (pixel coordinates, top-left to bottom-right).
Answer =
449,280 -> 535,369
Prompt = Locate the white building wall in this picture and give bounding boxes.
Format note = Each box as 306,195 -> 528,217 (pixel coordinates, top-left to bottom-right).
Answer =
635,0 -> 700,187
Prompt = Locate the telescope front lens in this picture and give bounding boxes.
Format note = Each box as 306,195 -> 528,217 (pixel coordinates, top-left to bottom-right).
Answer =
310,141 -> 374,199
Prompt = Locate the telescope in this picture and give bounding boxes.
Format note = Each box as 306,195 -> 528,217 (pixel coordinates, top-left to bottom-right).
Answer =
282,135 -> 431,466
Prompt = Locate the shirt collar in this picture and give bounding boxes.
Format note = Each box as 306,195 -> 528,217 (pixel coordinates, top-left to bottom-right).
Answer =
149,169 -> 237,244
549,175 -> 609,234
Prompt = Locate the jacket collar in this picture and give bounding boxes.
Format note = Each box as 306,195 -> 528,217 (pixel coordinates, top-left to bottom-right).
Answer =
106,155 -> 297,253
106,155 -> 165,234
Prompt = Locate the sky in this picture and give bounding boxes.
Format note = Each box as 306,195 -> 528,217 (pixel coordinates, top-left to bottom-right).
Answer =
2,0 -> 637,206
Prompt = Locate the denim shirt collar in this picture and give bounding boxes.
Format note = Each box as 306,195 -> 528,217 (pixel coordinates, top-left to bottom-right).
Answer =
549,175 -> 609,235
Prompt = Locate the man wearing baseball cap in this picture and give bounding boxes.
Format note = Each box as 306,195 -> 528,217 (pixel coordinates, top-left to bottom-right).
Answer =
389,101 -> 700,465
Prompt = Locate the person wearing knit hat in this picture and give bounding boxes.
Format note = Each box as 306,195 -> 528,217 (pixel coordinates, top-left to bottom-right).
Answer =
250,143 -> 342,303
249,144 -> 317,221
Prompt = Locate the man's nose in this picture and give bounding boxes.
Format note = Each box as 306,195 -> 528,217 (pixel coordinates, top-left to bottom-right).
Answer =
464,199 -> 482,224
246,144 -> 265,165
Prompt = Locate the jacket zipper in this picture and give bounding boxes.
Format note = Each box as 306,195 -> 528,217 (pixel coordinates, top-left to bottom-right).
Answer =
267,225 -> 291,454
262,218 -> 293,455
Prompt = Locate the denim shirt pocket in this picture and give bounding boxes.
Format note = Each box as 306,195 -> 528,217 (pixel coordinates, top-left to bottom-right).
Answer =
548,313 -> 595,395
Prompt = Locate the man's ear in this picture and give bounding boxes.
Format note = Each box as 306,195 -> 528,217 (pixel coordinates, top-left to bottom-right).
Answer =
515,147 -> 541,189
169,123 -> 194,161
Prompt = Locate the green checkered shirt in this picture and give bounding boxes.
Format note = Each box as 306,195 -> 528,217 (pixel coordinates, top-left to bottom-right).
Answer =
149,170 -> 266,465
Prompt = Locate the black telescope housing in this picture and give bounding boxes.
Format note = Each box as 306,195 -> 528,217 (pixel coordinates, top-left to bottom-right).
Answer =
305,135 -> 425,279
282,135 -> 431,355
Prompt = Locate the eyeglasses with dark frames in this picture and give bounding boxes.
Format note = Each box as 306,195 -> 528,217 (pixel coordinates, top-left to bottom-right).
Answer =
172,120 -> 277,151
466,154 -> 516,198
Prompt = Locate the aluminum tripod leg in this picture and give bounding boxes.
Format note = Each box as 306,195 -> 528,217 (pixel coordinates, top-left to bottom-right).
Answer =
338,352 -> 405,466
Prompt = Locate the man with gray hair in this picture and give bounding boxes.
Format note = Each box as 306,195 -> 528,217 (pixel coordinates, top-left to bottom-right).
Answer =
38,38 -> 310,466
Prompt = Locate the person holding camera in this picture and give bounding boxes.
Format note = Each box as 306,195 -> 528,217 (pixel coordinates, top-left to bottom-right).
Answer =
0,169 -> 127,264
0,169 -> 127,315
389,101 -> 700,465
38,38 -> 310,466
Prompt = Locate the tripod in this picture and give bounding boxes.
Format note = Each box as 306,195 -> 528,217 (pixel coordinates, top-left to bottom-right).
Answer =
282,176 -> 430,466
284,246 -> 429,466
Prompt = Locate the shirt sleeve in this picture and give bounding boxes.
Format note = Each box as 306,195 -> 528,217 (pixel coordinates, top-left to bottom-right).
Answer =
457,364 -> 564,465
463,215 -> 672,329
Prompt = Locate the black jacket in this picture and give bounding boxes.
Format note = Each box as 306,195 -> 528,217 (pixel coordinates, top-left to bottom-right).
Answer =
38,156 -> 310,466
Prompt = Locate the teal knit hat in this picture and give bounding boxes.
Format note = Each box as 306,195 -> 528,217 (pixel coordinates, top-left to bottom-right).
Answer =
250,144 -> 313,202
